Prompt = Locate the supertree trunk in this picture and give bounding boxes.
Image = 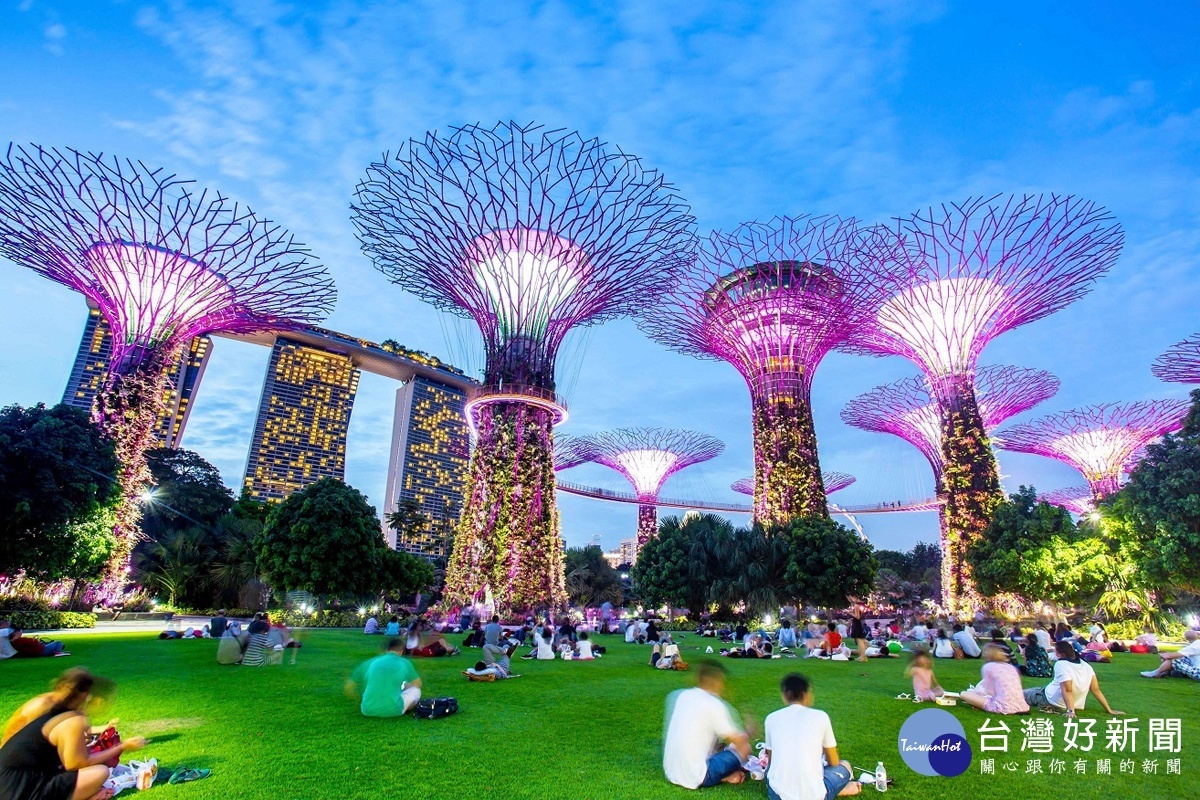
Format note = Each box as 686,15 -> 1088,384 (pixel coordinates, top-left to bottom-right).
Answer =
937,382 -> 1001,613
637,504 -> 658,546
92,344 -> 180,583
752,391 -> 828,527
443,402 -> 566,614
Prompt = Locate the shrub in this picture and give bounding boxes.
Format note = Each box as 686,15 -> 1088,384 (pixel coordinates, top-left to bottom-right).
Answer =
272,610 -> 366,629
3,611 -> 96,630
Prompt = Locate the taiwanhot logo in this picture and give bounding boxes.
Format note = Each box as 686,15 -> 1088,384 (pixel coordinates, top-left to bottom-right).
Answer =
897,708 -> 972,777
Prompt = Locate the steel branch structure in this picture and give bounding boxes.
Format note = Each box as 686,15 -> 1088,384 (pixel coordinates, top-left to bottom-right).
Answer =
573,427 -> 723,544
998,400 -> 1189,500
844,195 -> 1121,612
552,434 -> 594,472
1153,334 -> 1200,384
639,214 -> 900,526
841,365 -> 1060,478
731,470 -> 855,497
353,122 -> 695,612
0,144 -> 334,578
1037,486 -> 1096,517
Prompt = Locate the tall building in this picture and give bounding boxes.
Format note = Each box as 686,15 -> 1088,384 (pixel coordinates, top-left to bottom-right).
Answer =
242,337 -> 361,502
382,377 -> 470,558
63,307 -> 211,448
618,537 -> 639,569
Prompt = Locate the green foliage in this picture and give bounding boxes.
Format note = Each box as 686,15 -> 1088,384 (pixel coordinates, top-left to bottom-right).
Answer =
632,513 -> 733,614
271,609 -> 373,628
254,478 -> 427,598
137,529 -> 212,607
776,516 -> 876,608
2,611 -> 96,629
0,403 -> 121,579
564,545 -> 623,608
384,497 -> 429,540
142,448 -> 235,540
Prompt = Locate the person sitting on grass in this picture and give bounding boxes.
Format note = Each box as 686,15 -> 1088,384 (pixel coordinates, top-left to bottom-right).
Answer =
0,668 -> 146,800
209,610 -> 228,639
364,614 -> 380,635
240,623 -> 276,667
576,632 -> 595,660
960,644 -> 1029,715
951,624 -> 981,659
905,651 -> 944,702
662,661 -> 750,789
777,619 -> 798,650
346,638 -> 422,717
216,627 -> 244,665
1140,629 -> 1200,679
987,629 -> 1015,661
384,616 -> 402,637
764,673 -> 861,799
7,629 -> 68,659
404,619 -> 457,657
1023,641 -> 1124,717
821,623 -> 843,658
932,630 -> 956,659
1019,633 -> 1052,678
0,625 -> 15,661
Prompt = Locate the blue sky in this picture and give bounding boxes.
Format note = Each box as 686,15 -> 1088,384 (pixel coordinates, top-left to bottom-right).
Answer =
2,1 -> 1199,553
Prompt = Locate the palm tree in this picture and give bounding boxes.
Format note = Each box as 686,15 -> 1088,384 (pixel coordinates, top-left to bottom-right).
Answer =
137,529 -> 211,607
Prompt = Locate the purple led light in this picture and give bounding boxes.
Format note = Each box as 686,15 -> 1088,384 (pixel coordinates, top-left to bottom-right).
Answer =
730,470 -> 855,497
1037,486 -> 1095,516
1153,333 -> 1200,384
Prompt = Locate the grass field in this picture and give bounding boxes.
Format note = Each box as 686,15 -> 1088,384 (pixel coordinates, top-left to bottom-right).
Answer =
1,630 -> 1196,799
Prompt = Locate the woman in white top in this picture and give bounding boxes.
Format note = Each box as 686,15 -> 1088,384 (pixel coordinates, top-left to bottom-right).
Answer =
535,627 -> 555,660
576,633 -> 594,659
933,630 -> 956,659
1024,641 -> 1124,716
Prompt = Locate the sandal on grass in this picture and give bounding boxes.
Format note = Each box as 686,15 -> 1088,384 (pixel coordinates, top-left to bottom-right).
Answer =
168,768 -> 211,784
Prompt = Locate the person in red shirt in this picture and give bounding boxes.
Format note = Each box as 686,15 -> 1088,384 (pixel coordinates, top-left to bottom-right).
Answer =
8,629 -> 68,658
822,622 -> 843,656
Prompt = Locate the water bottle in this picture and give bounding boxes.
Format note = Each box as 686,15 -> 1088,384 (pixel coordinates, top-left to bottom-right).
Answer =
875,762 -> 887,792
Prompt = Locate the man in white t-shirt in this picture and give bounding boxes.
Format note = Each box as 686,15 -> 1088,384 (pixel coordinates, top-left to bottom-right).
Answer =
1034,624 -> 1054,653
1141,630 -> 1200,679
764,673 -> 859,800
1024,641 -> 1124,716
951,624 -> 981,658
907,621 -> 929,643
663,662 -> 750,789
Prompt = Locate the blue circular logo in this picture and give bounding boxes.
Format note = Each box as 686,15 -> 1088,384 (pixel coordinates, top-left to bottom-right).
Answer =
897,708 -> 972,777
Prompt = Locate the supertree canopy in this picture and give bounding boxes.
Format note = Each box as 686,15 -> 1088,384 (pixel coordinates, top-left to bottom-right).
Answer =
0,144 -> 334,577
573,427 -> 723,544
841,365 -> 1060,479
552,434 -> 593,472
639,214 -> 899,526
844,195 -> 1121,612
1153,334 -> 1200,384
998,400 -> 1189,500
731,470 -> 855,497
1038,486 -> 1096,517
352,122 -> 694,613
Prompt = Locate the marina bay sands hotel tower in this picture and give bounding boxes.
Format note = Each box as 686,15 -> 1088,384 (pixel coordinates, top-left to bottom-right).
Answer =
63,309 -> 473,559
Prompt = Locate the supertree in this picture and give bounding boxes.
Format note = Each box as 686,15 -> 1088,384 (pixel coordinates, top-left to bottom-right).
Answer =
573,427 -> 723,544
844,195 -> 1121,611
841,365 -> 1060,479
639,214 -> 900,526
0,144 -> 333,578
731,470 -> 855,497
1153,334 -> 1200,383
1038,486 -> 1095,516
352,122 -> 694,612
997,400 -> 1190,500
553,434 -> 593,472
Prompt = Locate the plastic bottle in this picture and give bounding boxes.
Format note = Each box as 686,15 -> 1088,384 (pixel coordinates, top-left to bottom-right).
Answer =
875,762 -> 887,792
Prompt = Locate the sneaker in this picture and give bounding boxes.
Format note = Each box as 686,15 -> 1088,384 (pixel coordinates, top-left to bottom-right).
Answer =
1141,670 -> 1161,678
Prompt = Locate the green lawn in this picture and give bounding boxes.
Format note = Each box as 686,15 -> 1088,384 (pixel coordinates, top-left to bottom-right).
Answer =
1,631 -> 1195,799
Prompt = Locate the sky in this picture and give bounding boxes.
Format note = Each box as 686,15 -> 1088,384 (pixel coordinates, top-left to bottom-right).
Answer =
2,1 -> 1199,554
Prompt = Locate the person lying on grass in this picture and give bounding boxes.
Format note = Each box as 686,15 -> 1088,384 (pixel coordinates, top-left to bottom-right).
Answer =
1141,629 -> 1200,679
346,638 -> 423,717
765,673 -> 861,800
1023,641 -> 1123,717
6,628 -> 68,658
663,661 -> 750,789
0,668 -> 146,800
960,644 -> 1029,715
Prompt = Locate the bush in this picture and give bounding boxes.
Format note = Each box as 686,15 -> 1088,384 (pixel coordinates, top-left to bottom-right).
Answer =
272,610 -> 366,629
1105,616 -> 1187,641
3,611 -> 96,630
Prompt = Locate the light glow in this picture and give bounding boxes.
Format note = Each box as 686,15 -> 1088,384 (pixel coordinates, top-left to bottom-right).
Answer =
614,449 -> 681,498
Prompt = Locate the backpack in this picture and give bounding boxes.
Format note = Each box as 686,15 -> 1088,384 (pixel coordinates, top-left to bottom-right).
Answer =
414,697 -> 459,720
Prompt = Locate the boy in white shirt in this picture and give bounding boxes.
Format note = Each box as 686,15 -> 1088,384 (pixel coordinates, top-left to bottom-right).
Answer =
663,662 -> 750,789
1141,629 -> 1200,679
764,673 -> 859,800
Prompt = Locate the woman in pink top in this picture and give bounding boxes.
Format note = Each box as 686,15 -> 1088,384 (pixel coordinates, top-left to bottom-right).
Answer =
961,644 -> 1030,714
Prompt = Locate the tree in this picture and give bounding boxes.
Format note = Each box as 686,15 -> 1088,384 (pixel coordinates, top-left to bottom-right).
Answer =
711,525 -> 793,615
1109,388 -> 1200,593
875,549 -> 914,578
564,545 -> 623,608
0,403 -> 121,578
385,497 -> 429,542
137,529 -> 212,608
633,513 -> 734,615
254,477 -> 421,598
778,516 -> 876,608
142,448 -> 234,541
378,548 -> 435,599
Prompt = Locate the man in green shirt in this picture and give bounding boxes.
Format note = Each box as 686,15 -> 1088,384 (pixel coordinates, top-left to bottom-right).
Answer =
347,639 -> 423,717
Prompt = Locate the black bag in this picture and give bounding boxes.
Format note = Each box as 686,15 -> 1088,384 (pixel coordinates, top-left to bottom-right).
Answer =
414,697 -> 459,720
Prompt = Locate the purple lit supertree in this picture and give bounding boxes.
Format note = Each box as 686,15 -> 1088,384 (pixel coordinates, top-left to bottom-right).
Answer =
845,195 -> 1121,611
352,122 -> 694,613
0,144 -> 334,579
573,427 -> 723,544
841,365 -> 1060,479
639,214 -> 899,526
731,470 -> 855,497
998,400 -> 1190,500
1153,334 -> 1200,384
553,434 -> 593,472
1037,486 -> 1095,517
